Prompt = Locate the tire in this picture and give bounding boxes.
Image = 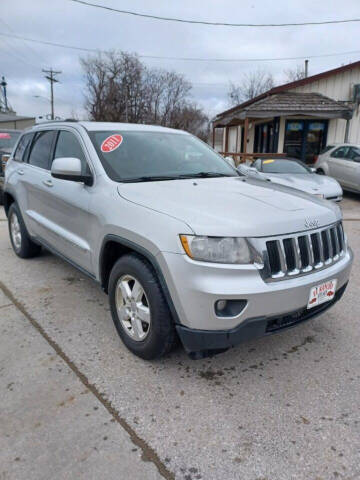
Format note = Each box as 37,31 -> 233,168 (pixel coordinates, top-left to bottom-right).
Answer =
317,169 -> 325,175
8,203 -> 42,258
0,187 -> 3,206
108,253 -> 176,360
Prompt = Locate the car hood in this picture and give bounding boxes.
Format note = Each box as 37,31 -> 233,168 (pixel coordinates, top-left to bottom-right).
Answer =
117,177 -> 341,237
260,172 -> 342,196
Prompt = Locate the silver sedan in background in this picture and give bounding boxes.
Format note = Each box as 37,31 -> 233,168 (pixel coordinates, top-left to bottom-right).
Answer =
315,144 -> 360,194
238,157 -> 343,202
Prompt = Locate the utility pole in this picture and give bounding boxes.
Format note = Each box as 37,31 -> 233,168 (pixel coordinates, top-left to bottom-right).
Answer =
304,59 -> 309,78
42,68 -> 61,120
0,76 -> 10,112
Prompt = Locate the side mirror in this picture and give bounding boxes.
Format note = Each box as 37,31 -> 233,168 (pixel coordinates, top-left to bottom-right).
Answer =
224,156 -> 236,168
353,156 -> 360,162
237,164 -> 259,176
51,157 -> 93,186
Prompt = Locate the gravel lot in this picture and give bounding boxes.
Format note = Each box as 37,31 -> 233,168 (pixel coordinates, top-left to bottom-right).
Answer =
0,193 -> 359,480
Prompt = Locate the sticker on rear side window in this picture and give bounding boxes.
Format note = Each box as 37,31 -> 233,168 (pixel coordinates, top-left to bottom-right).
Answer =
101,134 -> 123,153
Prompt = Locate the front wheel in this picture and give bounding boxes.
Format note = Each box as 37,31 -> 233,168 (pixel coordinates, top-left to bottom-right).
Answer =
8,203 -> 41,258
108,253 -> 176,360
317,168 -> 325,175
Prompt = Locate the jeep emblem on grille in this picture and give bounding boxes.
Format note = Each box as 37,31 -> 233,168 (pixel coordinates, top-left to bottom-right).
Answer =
304,218 -> 320,229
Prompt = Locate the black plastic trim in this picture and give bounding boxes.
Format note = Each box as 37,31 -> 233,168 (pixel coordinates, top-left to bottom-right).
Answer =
99,234 -> 181,324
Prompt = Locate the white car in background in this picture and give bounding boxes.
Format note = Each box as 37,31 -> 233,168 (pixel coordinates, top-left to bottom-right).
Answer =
238,157 -> 343,202
315,144 -> 360,194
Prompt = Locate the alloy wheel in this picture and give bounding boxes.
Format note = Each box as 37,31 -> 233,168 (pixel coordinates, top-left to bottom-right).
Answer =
115,274 -> 151,341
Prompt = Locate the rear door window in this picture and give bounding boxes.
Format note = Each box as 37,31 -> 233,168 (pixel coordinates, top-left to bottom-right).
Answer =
28,131 -> 56,170
13,133 -> 34,162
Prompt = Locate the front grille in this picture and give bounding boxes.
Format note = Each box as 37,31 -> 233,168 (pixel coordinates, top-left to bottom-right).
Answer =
263,222 -> 345,280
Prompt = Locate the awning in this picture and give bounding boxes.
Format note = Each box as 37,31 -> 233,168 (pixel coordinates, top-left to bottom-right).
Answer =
214,92 -> 353,127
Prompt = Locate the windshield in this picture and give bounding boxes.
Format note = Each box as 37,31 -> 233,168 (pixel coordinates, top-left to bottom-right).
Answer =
89,131 -> 237,182
0,131 -> 21,151
260,158 -> 310,174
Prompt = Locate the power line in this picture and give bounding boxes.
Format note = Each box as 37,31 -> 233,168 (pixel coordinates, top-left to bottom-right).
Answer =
1,31 -> 360,63
67,0 -> 360,28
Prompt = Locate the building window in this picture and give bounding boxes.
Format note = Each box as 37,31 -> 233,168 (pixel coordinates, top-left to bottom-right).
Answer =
284,120 -> 328,164
213,127 -> 224,152
254,118 -> 279,153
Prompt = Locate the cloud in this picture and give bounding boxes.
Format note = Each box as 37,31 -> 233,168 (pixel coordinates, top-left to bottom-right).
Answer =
1,0 -> 360,120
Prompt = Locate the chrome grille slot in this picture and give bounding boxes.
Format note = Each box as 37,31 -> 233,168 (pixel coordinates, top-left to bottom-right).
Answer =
321,230 -> 330,261
310,233 -> 321,266
337,224 -> 344,252
283,238 -> 296,271
298,236 -> 310,269
262,222 -> 346,281
266,240 -> 281,275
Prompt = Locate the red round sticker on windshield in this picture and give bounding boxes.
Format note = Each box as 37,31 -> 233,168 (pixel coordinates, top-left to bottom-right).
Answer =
101,134 -> 123,153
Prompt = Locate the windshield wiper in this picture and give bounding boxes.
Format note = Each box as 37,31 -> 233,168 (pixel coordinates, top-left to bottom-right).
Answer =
120,172 -> 237,183
121,175 -> 180,183
176,172 -> 237,179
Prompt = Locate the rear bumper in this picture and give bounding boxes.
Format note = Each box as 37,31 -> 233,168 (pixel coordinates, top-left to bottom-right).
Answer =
176,282 -> 348,358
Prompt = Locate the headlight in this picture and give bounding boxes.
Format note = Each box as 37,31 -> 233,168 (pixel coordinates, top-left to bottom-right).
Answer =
180,235 -> 255,264
314,193 -> 325,199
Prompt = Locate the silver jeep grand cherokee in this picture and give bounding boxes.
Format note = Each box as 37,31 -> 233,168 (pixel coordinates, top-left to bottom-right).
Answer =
3,122 -> 353,359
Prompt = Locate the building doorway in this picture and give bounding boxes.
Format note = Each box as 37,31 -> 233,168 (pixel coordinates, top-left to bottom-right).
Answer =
284,119 -> 328,164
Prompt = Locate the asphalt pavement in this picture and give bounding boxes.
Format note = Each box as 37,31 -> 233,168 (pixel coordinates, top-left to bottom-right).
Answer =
0,193 -> 359,480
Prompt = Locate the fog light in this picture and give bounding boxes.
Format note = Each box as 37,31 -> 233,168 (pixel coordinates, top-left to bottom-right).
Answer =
216,300 -> 227,311
214,299 -> 247,318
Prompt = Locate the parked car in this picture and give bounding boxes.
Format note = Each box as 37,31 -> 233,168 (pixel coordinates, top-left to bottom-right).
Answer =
0,129 -> 22,204
315,144 -> 360,193
3,122 -> 353,360
238,157 -> 343,202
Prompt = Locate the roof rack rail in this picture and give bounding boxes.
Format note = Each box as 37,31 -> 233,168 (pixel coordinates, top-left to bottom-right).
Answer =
35,119 -> 79,126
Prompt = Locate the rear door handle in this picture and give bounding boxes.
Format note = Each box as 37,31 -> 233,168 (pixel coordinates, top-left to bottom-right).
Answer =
17,169 -> 24,175
43,179 -> 53,188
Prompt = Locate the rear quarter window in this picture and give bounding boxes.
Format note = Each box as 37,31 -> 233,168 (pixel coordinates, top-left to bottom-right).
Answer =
13,133 -> 34,162
320,145 -> 334,154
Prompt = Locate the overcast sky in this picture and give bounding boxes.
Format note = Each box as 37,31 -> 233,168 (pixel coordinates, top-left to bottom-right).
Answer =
1,0 -> 360,121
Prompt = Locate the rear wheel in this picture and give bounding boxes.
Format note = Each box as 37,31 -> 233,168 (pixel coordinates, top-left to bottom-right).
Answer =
8,203 -> 41,258
108,253 -> 176,360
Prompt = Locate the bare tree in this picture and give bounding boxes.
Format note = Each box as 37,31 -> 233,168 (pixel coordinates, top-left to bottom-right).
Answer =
81,51 -> 209,139
228,69 -> 275,106
284,64 -> 306,82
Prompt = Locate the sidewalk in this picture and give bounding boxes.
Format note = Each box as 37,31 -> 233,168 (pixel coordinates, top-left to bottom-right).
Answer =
0,288 -> 164,480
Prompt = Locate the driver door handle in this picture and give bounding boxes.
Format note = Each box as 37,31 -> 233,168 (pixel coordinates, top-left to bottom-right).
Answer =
43,179 -> 53,188
17,169 -> 24,175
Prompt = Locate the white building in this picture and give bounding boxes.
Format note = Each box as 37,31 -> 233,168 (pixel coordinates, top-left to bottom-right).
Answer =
213,60 -> 360,164
0,112 -> 35,130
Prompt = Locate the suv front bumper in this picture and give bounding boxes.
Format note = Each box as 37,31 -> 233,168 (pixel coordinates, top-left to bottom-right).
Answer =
157,248 -> 353,356
176,282 -> 348,358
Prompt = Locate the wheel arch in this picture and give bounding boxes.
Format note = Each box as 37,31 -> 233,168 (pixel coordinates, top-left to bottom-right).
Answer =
99,234 -> 180,324
3,191 -> 16,217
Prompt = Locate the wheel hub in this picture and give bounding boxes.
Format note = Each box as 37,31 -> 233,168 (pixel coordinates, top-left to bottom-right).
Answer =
10,212 -> 22,251
115,274 -> 151,342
